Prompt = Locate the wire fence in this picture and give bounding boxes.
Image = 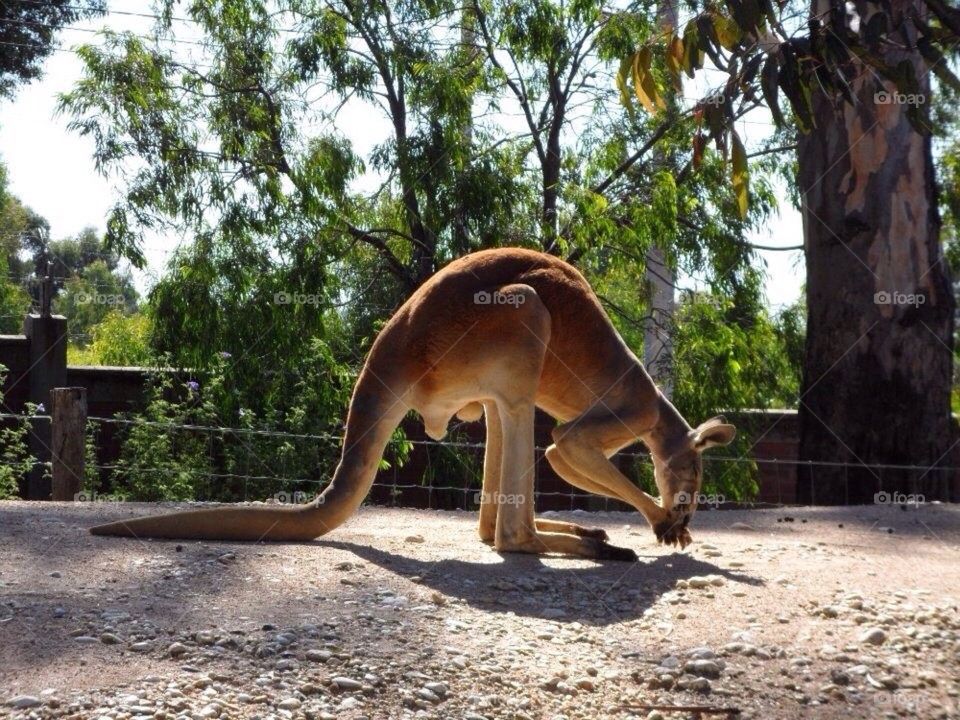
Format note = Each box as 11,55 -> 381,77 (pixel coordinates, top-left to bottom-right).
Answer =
2,410 -> 957,509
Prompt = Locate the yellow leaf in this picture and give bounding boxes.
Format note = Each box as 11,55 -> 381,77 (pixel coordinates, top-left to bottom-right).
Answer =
616,54 -> 634,112
633,47 -> 664,113
632,49 -> 655,113
731,130 -> 749,219
665,36 -> 684,92
714,13 -> 742,50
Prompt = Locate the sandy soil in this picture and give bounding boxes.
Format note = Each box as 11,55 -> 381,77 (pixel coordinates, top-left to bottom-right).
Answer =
0,500 -> 958,720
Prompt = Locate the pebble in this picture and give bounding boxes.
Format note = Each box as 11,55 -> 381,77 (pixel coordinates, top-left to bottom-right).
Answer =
859,628 -> 887,645
277,698 -> 301,710
167,642 -> 188,657
676,675 -> 712,692
686,575 -> 726,589
7,696 -> 41,709
684,659 -> 723,678
405,535 -> 425,543
423,681 -> 448,698
99,632 -> 122,645
332,677 -> 363,691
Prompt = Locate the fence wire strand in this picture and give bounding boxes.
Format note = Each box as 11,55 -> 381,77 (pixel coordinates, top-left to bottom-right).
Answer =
2,411 -> 957,507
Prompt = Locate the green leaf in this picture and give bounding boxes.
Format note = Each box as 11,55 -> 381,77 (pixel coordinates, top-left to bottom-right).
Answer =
682,21 -> 703,78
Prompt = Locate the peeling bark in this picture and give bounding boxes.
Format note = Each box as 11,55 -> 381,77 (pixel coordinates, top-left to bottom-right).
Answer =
796,0 -> 954,503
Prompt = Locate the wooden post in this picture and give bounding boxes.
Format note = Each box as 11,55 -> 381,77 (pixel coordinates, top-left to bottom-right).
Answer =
23,313 -> 68,499
51,387 -> 87,501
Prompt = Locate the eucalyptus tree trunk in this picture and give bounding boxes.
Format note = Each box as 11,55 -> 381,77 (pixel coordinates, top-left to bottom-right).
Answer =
644,245 -> 675,397
643,0 -> 677,397
796,0 -> 954,503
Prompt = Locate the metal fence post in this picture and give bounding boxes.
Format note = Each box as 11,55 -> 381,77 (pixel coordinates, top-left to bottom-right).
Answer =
51,387 -> 87,501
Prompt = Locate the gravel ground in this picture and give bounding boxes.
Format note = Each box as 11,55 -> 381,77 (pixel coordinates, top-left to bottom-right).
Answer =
1,500 -> 958,720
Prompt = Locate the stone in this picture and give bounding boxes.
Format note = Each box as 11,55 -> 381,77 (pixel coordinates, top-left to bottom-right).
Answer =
684,659 -> 722,679
859,628 -> 887,646
676,675 -> 712,693
167,642 -> 188,657
7,696 -> 41,709
306,649 -> 332,662
332,677 -> 363,691
830,669 -> 850,686
423,682 -> 448,698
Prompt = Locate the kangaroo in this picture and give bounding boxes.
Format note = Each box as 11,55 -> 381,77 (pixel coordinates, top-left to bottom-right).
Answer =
90,248 -> 735,560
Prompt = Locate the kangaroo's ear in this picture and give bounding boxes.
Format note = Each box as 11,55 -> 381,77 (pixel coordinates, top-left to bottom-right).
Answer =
692,416 -> 736,451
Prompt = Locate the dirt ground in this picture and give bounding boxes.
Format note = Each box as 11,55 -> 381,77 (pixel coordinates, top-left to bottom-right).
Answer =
0,500 -> 958,720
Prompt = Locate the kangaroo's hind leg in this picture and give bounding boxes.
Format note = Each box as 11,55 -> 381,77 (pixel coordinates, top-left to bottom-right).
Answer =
477,400 -> 501,543
484,284 -> 636,561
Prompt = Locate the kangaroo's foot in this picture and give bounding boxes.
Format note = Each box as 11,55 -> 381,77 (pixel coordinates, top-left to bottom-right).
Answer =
534,518 -> 609,542
495,529 -> 637,562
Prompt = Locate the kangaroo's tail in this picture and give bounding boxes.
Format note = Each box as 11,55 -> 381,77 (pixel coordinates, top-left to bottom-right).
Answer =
89,371 -> 406,541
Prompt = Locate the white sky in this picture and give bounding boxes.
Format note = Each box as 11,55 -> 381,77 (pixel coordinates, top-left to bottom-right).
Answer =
0,0 -> 805,308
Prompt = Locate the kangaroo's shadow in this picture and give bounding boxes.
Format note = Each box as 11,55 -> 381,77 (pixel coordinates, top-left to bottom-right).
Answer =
317,540 -> 762,626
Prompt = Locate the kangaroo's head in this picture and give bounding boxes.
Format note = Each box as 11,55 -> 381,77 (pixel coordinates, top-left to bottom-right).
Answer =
651,415 -> 736,545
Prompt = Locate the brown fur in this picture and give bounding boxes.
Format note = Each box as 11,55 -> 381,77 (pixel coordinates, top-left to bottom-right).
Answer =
90,249 -> 735,559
